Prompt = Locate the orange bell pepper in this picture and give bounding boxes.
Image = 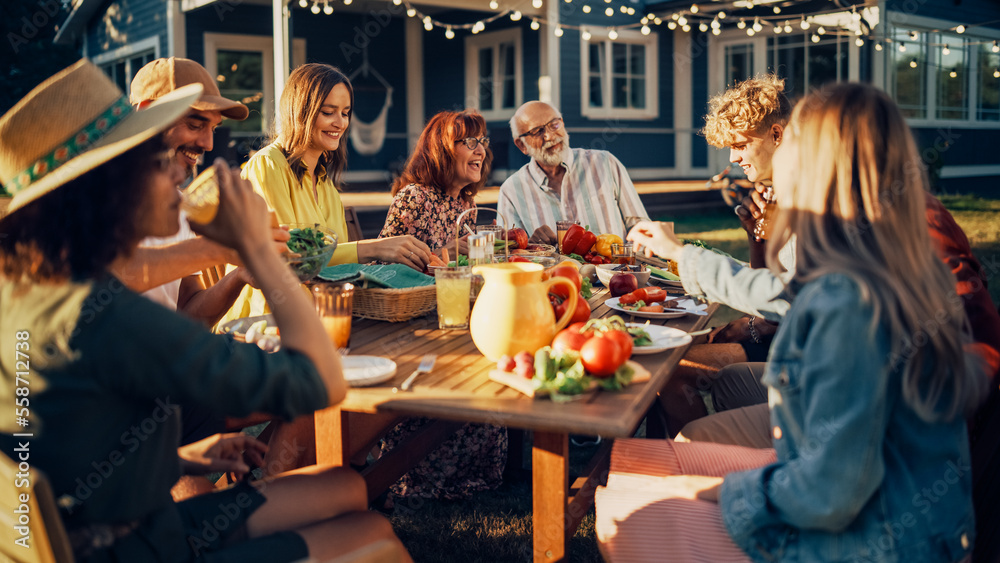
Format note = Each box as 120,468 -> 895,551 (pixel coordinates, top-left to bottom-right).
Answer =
594,234 -> 623,258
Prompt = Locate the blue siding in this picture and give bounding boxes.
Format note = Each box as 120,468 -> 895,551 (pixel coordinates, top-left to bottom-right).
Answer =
886,0 -> 1000,31
85,0 -> 167,58
690,29 -> 709,169
912,126 -> 1000,169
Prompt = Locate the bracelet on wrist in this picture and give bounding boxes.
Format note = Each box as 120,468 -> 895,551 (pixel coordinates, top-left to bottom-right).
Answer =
748,316 -> 762,345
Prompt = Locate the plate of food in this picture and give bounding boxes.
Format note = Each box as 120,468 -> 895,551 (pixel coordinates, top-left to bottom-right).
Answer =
604,296 -> 708,319
341,356 -> 397,387
626,323 -> 693,354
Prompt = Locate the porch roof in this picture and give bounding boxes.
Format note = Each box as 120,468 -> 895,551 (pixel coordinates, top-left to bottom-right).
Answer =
54,0 -> 104,45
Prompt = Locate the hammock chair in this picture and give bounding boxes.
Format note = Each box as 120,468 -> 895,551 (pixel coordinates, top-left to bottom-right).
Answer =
349,51 -> 393,156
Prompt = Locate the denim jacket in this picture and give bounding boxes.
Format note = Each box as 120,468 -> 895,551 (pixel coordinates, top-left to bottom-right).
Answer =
710,273 -> 975,562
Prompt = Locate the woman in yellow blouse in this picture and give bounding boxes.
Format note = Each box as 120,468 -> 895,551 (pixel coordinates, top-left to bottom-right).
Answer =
223,64 -> 431,321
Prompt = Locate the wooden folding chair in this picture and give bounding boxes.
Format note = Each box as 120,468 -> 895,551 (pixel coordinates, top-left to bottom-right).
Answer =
199,264 -> 228,289
344,206 -> 365,242
0,452 -> 74,563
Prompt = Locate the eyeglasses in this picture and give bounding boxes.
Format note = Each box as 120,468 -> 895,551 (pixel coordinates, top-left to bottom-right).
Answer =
153,149 -> 177,172
517,117 -> 563,141
455,136 -> 490,150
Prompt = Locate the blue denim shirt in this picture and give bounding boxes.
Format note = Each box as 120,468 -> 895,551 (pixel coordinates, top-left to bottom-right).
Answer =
705,273 -> 975,562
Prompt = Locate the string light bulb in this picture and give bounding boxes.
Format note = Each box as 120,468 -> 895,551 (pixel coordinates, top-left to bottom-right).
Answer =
510,10 -> 522,20
950,70 -> 958,78
993,41 -> 999,53
445,27 -> 455,39
667,21 -> 677,30
554,26 -> 564,37
530,19 -> 539,30
608,28 -> 618,40
956,25 -> 966,34
747,28 -> 755,37
682,24 -> 691,32
310,1 -> 320,14
532,0 -> 543,8
852,9 -> 861,22
582,5 -> 591,13
875,42 -> 883,51
942,45 -> 950,55
690,4 -> 698,13
717,11 -> 726,19
322,1 -> 333,15
737,19 -> 746,30
654,17 -> 662,25
677,16 -> 687,26
783,22 -> 792,33
856,37 -> 864,47
582,28 -> 592,41
710,19 -> 720,30
627,7 -> 635,15
773,25 -> 781,34
641,25 -> 651,35
909,58 -> 918,68
994,69 -> 1000,78
773,6 -> 780,14
800,17 -> 810,30
712,27 -> 721,36
298,0 -> 307,7
489,0 -> 498,7
811,34 -> 820,43
671,12 -> 679,20
817,26 -> 826,35
752,18 -> 762,33
620,6 -> 627,14
392,0 -> 401,4
745,0 -> 753,7
699,22 -> 708,32
899,43 -> 907,52
909,31 -> 918,41
605,7 -> 614,16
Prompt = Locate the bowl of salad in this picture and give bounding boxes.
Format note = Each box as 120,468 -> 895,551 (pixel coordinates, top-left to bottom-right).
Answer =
284,223 -> 338,282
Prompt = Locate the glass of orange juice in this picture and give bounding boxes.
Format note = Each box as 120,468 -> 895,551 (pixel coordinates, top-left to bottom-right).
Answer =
311,282 -> 354,352
181,166 -> 220,225
556,220 -> 579,248
435,267 -> 472,330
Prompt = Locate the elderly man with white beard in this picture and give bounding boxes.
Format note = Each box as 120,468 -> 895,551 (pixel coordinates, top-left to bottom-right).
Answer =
498,101 -> 648,244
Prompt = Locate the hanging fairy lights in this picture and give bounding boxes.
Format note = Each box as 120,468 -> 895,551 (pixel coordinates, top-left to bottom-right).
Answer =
286,0 -> 1000,59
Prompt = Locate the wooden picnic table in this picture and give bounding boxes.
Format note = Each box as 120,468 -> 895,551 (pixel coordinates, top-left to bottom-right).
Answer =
314,286 -> 717,562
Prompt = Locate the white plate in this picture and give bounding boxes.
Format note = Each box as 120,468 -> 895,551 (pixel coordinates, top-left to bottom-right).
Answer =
626,323 -> 693,354
604,296 -> 708,319
342,356 -> 397,387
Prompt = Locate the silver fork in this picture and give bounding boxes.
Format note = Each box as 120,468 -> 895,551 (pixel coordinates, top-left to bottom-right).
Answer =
399,354 -> 437,391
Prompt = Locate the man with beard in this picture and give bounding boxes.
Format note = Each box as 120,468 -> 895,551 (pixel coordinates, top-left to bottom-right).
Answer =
498,101 -> 647,244
112,58 -> 287,328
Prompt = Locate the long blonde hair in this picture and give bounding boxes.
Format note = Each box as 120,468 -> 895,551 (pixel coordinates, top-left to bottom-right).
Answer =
273,64 -> 353,185
766,82 -> 984,421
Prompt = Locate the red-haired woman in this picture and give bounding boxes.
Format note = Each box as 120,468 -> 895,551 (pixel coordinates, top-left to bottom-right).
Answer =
378,109 -> 492,256
376,110 -> 507,505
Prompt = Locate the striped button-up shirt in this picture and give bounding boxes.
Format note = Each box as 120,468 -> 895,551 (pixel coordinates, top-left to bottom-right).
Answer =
497,148 -> 648,238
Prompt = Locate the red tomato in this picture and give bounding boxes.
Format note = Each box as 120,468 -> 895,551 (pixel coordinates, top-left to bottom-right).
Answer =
569,296 -> 592,324
643,287 -> 667,303
631,288 -> 649,302
552,328 -> 593,352
603,329 -> 633,362
509,256 -> 531,263
618,293 -> 639,305
548,266 -> 582,299
567,321 -> 589,333
580,336 -> 623,377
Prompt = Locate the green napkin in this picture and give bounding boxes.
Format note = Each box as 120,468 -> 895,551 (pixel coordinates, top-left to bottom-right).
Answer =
318,264 -> 435,289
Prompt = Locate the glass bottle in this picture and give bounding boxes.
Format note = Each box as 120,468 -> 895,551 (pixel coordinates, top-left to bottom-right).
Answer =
753,185 -> 776,241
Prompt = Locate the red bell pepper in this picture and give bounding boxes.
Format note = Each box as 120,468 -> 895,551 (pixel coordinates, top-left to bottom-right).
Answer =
574,229 -> 598,256
561,224 -> 586,254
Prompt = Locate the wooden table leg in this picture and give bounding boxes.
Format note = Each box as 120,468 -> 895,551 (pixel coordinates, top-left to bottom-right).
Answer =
315,406 -> 350,466
532,431 -> 569,562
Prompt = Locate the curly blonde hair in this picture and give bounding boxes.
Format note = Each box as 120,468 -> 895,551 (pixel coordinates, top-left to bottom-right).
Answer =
702,74 -> 792,148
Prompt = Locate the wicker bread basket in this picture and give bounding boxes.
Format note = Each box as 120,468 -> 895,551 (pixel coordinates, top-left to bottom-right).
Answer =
352,285 -> 437,322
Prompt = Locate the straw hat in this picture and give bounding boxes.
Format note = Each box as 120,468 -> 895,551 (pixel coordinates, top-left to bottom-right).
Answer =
0,59 -> 201,216
130,57 -> 249,121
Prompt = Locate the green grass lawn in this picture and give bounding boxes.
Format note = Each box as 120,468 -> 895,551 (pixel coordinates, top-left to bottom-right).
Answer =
390,193 -> 1000,562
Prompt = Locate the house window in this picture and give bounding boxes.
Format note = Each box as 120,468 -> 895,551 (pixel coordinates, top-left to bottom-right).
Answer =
977,45 -> 1000,121
766,34 -> 849,98
581,29 -> 658,119
92,37 -> 159,98
465,28 -> 523,121
204,33 -> 306,137
937,34 -> 968,120
725,44 -> 754,88
891,25 -> 1000,123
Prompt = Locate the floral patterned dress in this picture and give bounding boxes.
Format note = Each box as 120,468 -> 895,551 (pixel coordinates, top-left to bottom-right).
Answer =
377,184 -> 508,501
379,183 -> 477,252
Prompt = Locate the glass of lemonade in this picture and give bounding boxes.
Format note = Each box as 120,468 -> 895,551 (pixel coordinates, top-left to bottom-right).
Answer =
556,220 -> 579,248
435,267 -> 472,330
181,166 -> 220,225
311,282 -> 354,351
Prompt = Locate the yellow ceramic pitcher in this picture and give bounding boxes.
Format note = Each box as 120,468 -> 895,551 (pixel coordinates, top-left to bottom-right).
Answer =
470,262 -> 579,361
